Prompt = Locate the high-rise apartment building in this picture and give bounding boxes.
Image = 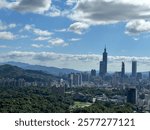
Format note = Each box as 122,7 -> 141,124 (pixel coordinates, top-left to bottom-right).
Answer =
69,73 -> 82,87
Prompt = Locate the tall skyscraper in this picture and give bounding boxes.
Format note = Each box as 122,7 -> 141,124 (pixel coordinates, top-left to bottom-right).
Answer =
103,47 -> 108,73
99,61 -> 105,75
132,61 -> 137,77
121,62 -> 125,78
99,47 -> 108,76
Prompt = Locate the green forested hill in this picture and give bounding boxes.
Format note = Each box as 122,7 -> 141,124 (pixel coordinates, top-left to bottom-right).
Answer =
0,64 -> 58,82
0,86 -> 73,113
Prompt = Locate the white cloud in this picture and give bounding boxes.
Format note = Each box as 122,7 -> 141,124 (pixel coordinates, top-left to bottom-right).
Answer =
0,0 -> 9,8
0,21 -> 16,31
0,51 -> 100,70
0,45 -> 8,48
33,28 -> 52,36
69,38 -> 81,42
24,24 -> 32,31
12,0 -> 51,14
0,31 -> 16,40
68,22 -> 90,34
1,51 -> 150,71
66,0 -> 150,35
66,0 -> 77,6
8,23 -> 16,29
23,25 -> 69,46
24,25 -> 53,36
125,20 -> 150,35
55,28 -> 67,32
70,0 -> 150,25
0,21 -> 7,30
133,37 -> 139,41
20,35 -> 28,39
31,44 -> 44,48
48,38 -> 68,46
0,0 -> 51,14
46,5 -> 61,17
3,0 -> 150,38
34,36 -> 51,41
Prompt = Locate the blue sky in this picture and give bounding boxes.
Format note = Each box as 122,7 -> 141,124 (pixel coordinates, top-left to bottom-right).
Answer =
1,0 -> 150,72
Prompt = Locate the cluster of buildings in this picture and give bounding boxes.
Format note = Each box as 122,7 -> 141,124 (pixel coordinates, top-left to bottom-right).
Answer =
0,78 -> 51,87
68,47 -> 141,87
68,47 -> 143,87
0,77 -> 65,96
68,73 -> 82,87
99,47 -> 138,79
66,47 -> 150,112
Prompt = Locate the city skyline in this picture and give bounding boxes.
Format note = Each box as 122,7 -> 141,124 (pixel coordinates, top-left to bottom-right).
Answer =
1,0 -> 150,71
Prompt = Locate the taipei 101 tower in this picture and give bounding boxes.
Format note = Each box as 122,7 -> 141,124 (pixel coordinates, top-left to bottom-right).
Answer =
99,47 -> 108,76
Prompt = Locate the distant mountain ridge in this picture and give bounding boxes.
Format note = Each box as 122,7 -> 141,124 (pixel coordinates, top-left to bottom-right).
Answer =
1,61 -> 80,76
0,64 -> 58,82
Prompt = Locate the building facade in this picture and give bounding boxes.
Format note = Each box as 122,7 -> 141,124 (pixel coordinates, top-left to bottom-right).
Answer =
69,73 -> 82,87
91,69 -> 96,77
127,88 -> 137,104
121,62 -> 125,78
132,61 -> 137,78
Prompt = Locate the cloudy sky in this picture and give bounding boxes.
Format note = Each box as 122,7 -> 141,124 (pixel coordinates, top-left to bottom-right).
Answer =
1,0 -> 150,72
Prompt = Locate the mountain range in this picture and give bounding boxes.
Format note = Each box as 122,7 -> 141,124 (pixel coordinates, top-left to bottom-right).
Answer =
1,61 -> 80,76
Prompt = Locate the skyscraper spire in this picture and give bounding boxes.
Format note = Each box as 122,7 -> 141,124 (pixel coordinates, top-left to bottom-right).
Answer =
104,45 -> 106,52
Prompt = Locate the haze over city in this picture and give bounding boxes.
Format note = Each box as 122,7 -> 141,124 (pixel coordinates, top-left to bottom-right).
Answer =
1,0 -> 150,72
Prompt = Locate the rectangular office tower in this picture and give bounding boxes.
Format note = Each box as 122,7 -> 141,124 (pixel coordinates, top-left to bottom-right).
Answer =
127,88 -> 137,104
132,61 -> 137,78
